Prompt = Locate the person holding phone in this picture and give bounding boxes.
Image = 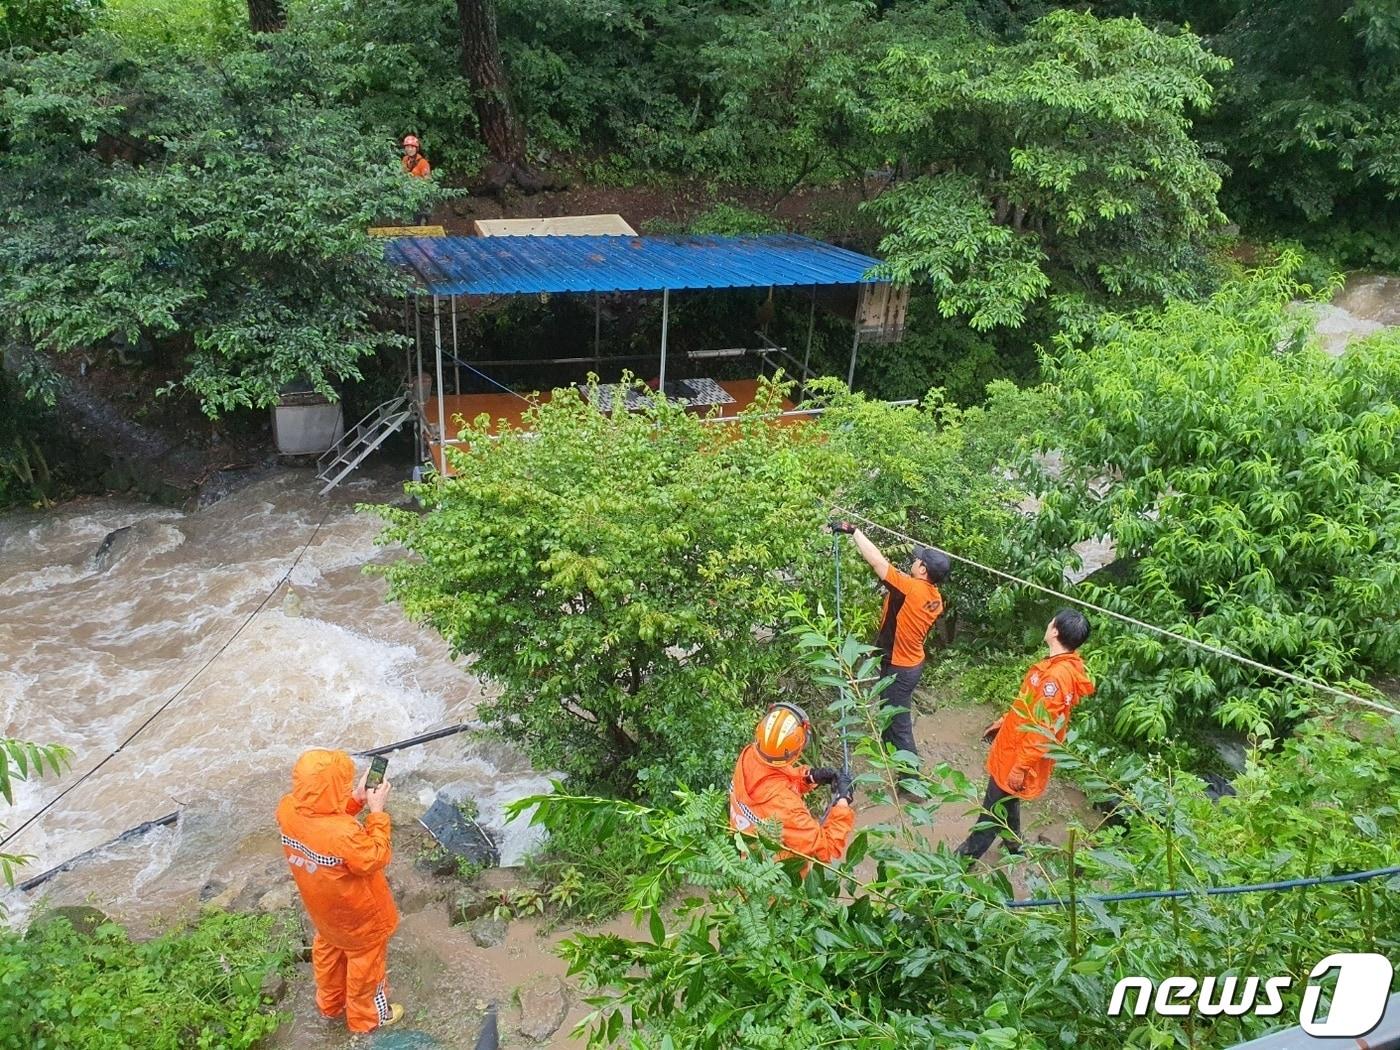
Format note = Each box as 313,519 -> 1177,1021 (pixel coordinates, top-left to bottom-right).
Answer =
276,749 -> 403,1033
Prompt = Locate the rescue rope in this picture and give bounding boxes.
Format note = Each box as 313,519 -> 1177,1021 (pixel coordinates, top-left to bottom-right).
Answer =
832,533 -> 852,775
443,354 -> 533,406
0,503 -> 333,851
1008,862 -> 1400,909
826,503 -> 1400,721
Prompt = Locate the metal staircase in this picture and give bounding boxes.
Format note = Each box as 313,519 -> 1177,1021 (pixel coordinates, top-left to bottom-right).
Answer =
316,394 -> 412,494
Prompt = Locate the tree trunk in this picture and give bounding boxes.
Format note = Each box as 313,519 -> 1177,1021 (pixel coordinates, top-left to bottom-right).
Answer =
246,0 -> 285,32
456,0 -> 536,192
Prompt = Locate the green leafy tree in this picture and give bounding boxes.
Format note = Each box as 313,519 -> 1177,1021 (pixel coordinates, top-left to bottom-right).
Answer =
375,380 -> 1024,799
291,0 -> 482,172
869,9 -> 1228,329
0,0 -> 94,51
374,382 -> 848,799
1102,0 -> 1400,259
0,31 -> 434,415
1026,259 -> 1400,740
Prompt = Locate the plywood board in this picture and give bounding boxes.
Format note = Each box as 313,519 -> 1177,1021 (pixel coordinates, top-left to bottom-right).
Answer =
368,225 -> 447,237
471,214 -> 637,237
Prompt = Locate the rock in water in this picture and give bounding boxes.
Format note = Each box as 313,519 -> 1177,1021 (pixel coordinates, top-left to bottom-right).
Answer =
93,526 -> 135,571
517,976 -> 569,1042
469,916 -> 507,948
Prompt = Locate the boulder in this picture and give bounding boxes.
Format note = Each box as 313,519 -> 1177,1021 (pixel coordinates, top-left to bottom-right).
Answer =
388,865 -> 451,917
469,916 -> 507,948
93,526 -> 136,571
259,970 -> 288,1005
449,887 -> 494,926
256,882 -> 297,913
516,976 -> 569,1042
414,848 -> 460,879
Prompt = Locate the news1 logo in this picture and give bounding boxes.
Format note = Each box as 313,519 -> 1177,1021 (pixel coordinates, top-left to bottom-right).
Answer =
1108,953 -> 1394,1036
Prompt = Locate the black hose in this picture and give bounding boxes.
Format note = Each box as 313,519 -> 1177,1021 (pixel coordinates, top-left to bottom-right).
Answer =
1007,863 -> 1400,909
356,722 -> 475,757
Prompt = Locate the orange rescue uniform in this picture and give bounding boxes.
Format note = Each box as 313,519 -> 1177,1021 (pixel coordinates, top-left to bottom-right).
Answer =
276,750 -> 398,1033
729,744 -> 855,865
987,651 -> 1095,799
402,154 -> 431,178
876,566 -> 944,668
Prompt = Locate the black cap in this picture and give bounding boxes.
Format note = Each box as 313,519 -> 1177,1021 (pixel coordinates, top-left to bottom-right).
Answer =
914,546 -> 950,583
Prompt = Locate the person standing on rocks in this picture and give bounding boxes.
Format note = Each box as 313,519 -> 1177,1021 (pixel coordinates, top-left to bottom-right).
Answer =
829,522 -> 948,784
956,609 -> 1094,861
276,749 -> 404,1033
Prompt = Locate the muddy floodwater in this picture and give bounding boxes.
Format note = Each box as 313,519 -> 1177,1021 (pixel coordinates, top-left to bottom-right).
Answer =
0,469 -> 552,928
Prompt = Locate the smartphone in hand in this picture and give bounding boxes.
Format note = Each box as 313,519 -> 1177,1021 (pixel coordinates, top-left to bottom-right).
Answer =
365,755 -> 388,791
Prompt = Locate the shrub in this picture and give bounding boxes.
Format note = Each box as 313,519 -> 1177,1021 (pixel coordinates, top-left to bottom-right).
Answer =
1025,258 -> 1400,740
0,910 -> 293,1049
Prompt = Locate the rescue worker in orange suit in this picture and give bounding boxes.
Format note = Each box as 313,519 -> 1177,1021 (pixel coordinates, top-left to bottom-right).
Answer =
401,134 -> 431,178
401,134 -> 431,225
957,608 -> 1094,860
276,749 -> 404,1032
830,523 -> 948,776
729,703 -> 856,866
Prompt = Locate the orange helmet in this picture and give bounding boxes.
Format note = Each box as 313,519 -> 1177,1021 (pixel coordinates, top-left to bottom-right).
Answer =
753,703 -> 810,766
402,134 -> 420,148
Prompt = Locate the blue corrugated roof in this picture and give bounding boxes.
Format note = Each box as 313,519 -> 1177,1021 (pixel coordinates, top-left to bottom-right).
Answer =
385,233 -> 888,295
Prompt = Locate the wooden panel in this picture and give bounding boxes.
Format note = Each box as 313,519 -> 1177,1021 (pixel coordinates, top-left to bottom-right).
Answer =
857,283 -> 910,343
471,214 -> 637,237
368,225 -> 447,237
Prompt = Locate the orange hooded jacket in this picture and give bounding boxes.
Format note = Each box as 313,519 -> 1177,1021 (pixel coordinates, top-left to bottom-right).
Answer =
728,744 -> 855,864
275,749 -> 398,951
987,651 -> 1095,800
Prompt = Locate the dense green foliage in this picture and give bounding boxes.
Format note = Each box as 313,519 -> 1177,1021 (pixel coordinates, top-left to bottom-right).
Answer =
869,9 -> 1227,327
0,29 -> 434,415
539,629 -> 1400,1049
1106,0 -> 1400,266
1025,261 -> 1400,740
376,379 -> 1021,800
1,910 -> 293,1049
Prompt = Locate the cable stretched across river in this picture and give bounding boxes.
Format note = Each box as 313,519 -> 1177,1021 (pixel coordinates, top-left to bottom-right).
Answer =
0,505 -> 333,851
826,503 -> 1400,721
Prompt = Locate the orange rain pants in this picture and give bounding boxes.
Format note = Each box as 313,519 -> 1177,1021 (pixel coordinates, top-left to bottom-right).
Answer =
276,749 -> 398,1033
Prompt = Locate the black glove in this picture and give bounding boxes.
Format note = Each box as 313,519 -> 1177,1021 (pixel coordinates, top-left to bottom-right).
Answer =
832,770 -> 855,805
828,520 -> 855,535
807,766 -> 839,786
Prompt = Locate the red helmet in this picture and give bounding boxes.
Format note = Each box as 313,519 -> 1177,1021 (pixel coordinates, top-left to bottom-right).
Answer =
753,703 -> 810,766
402,134 -> 420,148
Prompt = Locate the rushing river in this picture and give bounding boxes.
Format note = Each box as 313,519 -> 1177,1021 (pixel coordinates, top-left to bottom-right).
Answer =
0,468 -> 549,926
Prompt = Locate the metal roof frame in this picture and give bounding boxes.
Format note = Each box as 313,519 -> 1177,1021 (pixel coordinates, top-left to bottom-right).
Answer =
385,233 -> 889,296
